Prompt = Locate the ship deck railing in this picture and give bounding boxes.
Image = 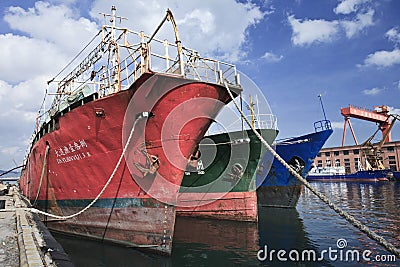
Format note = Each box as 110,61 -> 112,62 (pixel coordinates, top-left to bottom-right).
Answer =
314,120 -> 332,132
208,114 -> 278,136
54,25 -> 241,99
26,19 -> 244,161
38,25 -> 241,125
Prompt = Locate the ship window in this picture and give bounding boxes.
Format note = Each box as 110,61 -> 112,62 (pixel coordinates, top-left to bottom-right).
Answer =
389,165 -> 397,171
343,150 -> 349,155
325,152 -> 330,156
353,149 -> 359,154
317,153 -> 321,157
317,160 -> 322,167
325,159 -> 331,167
387,146 -> 394,152
334,151 -> 339,156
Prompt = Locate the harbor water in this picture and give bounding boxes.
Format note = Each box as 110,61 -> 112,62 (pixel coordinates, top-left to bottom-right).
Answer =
52,181 -> 400,266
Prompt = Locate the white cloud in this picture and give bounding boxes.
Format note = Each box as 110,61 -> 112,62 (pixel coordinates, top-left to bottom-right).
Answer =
179,9 -> 216,35
4,1 -> 98,55
330,121 -> 344,130
89,0 -> 265,62
261,52 -> 283,63
361,48 -> 400,68
362,87 -> 383,95
0,0 -> 268,169
288,8 -> 375,46
334,0 -> 371,15
357,25 -> 400,68
0,77 -> 49,168
0,77 -> 48,118
288,15 -> 340,46
0,146 -> 20,156
0,34 -> 67,83
386,27 -> 400,44
389,106 -> 400,117
340,9 -> 374,38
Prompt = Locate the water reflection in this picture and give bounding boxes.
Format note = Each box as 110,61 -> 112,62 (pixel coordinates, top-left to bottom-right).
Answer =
258,206 -> 332,266
299,181 -> 400,266
173,217 -> 259,266
53,182 -> 400,266
52,232 -> 170,267
53,216 -> 261,267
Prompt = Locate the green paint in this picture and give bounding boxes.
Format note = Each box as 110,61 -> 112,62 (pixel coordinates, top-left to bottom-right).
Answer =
180,129 -> 277,193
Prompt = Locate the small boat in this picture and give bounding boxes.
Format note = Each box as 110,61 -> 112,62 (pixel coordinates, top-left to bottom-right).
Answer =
19,7 -> 241,255
308,113 -> 400,183
307,168 -> 392,182
257,120 -> 333,208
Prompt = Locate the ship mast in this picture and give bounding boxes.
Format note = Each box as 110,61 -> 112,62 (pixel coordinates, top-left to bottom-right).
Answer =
106,6 -> 122,93
147,9 -> 184,75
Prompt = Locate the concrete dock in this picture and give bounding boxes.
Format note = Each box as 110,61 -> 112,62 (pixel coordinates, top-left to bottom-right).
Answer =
0,185 -> 73,267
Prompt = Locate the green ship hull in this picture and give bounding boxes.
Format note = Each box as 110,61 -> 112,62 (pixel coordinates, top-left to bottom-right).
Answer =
176,128 -> 278,221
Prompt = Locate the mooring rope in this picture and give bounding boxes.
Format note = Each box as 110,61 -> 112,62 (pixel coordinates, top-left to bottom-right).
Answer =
32,145 -> 50,206
0,165 -> 24,177
223,81 -> 400,258
23,112 -> 149,220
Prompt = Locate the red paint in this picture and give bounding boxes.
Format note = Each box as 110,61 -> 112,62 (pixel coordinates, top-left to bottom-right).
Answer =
20,72 -> 232,255
176,191 -> 258,222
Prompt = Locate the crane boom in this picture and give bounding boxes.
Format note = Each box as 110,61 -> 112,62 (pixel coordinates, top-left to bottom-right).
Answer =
341,105 -> 393,146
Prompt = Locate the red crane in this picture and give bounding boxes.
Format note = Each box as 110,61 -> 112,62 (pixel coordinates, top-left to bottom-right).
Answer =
341,105 -> 393,147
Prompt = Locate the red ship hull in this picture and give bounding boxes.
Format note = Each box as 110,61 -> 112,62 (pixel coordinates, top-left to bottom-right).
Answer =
176,191 -> 258,222
19,72 -> 232,255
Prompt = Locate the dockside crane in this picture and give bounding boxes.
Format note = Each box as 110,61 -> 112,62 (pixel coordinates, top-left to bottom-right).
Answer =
341,105 -> 398,171
360,115 -> 397,170
341,105 -> 393,147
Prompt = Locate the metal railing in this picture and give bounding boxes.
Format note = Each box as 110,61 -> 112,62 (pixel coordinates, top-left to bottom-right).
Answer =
314,119 -> 332,132
209,114 -> 278,135
26,9 -> 247,166
36,11 -> 242,133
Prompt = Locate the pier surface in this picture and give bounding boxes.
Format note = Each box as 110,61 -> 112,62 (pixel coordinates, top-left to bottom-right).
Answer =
0,185 -> 73,267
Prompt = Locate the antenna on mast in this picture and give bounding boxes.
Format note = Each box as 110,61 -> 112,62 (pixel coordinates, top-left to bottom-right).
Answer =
99,5 -> 128,26
318,94 -> 327,121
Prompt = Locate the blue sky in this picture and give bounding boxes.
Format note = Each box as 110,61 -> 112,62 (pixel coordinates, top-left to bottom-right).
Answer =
0,0 -> 399,170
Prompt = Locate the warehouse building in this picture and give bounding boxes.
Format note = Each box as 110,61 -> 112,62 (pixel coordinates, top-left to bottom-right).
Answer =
313,141 -> 400,173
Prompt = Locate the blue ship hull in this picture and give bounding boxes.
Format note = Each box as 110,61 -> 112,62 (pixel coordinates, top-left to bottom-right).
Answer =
307,169 -> 394,182
256,121 -> 333,208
